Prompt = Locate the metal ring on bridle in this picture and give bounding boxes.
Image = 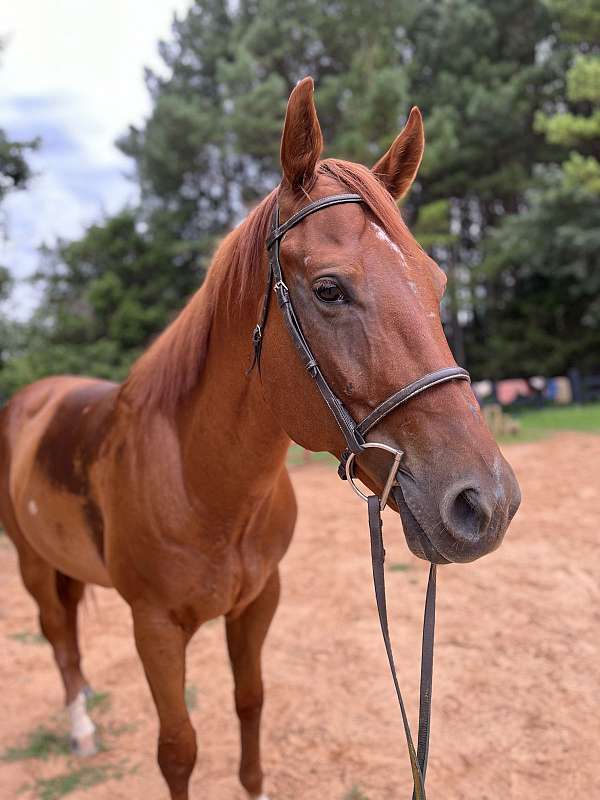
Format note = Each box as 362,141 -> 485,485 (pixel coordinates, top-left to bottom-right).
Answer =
345,442 -> 404,510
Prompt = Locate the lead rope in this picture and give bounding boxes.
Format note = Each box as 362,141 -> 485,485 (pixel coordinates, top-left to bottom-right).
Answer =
367,495 -> 437,799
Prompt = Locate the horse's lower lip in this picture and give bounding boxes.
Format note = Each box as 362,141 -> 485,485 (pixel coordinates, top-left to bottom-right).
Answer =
391,485 -> 450,565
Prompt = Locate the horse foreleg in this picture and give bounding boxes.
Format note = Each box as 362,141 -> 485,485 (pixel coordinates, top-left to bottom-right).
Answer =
133,606 -> 196,800
226,568 -> 280,800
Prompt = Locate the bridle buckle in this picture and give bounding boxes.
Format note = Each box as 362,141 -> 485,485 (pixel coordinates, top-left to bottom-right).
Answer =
345,442 -> 404,510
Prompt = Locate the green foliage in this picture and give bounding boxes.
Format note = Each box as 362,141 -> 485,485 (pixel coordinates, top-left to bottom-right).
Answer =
1,727 -> 71,762
476,171 -> 600,376
389,563 -> 411,572
515,402 -> 600,434
7,630 -> 46,645
563,152 -> 600,193
344,787 -> 370,800
543,0 -> 600,43
34,764 -> 124,800
0,266 -> 16,384
0,210 -> 206,394
412,199 -> 457,249
476,0 -> 600,377
184,684 -> 198,711
566,54 -> 600,103
0,265 -> 12,302
0,129 -> 37,203
538,110 -> 600,147
0,42 -> 37,203
85,691 -> 111,713
499,402 -> 600,443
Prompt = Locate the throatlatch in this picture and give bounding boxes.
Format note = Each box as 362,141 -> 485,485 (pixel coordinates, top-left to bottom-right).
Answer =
250,191 -> 471,798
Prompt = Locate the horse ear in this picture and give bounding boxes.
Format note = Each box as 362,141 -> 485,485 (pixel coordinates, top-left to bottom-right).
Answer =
280,77 -> 324,190
372,107 -> 425,200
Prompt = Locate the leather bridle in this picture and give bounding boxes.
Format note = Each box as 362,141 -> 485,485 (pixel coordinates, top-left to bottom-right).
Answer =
250,191 -> 471,798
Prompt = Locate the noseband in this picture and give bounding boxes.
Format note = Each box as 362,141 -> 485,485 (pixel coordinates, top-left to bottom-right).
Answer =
250,192 -> 471,798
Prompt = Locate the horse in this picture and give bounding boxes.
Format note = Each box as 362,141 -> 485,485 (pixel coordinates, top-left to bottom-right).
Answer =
0,77 -> 520,800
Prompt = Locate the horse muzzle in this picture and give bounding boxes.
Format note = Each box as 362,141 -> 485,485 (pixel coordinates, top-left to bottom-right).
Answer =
392,465 -> 521,564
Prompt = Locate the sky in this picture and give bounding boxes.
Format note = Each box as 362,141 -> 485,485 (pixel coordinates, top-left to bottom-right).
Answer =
0,0 -> 192,316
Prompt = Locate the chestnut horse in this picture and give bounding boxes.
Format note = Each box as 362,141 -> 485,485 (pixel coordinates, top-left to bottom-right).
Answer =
0,78 -> 520,799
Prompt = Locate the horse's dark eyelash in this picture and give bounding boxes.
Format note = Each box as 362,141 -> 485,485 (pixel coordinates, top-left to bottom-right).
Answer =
315,277 -> 338,287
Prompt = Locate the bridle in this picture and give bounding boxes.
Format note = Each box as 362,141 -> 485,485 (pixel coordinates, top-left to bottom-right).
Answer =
250,191 -> 471,798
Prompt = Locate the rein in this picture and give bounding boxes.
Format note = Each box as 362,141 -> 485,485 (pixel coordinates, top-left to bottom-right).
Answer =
250,192 -> 470,798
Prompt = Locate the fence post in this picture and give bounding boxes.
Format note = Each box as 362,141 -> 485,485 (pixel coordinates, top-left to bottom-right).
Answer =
568,368 -> 583,404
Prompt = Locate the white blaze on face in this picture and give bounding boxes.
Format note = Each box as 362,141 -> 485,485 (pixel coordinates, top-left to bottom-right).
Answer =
27,499 -> 38,516
370,221 -> 408,268
68,690 -> 96,751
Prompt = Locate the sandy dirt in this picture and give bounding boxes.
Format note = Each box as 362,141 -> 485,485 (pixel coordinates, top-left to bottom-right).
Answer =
1,432 -> 599,800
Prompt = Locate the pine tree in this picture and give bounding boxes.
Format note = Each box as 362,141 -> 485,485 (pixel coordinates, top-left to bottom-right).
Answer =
475,0 -> 600,377
406,0 -> 555,365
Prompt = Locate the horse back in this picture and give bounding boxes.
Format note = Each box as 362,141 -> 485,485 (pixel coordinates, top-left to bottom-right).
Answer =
0,376 -> 118,586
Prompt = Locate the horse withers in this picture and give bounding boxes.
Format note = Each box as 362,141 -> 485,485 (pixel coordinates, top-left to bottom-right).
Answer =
0,78 -> 520,799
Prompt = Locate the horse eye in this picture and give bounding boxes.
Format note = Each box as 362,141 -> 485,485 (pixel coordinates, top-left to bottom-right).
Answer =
313,278 -> 345,304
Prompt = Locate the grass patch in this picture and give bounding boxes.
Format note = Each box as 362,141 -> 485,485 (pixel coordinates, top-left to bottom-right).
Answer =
389,562 -> 411,572
85,691 -> 110,714
287,445 -> 336,467
1,727 -> 71,762
105,720 -> 138,737
184,684 -> 198,711
8,630 -> 46,646
344,787 -> 369,800
34,763 -> 125,800
499,402 -> 600,443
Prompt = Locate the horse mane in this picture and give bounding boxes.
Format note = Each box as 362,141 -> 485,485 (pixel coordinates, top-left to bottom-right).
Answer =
121,159 -> 411,417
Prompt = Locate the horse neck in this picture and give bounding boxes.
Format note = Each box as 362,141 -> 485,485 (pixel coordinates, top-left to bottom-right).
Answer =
175,272 -> 290,509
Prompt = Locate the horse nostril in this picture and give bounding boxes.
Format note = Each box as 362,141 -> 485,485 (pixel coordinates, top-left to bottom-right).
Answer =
442,486 -> 492,543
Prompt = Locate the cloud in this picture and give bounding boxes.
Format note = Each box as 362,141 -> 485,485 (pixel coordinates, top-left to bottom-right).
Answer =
1,93 -> 138,318
0,0 -> 192,317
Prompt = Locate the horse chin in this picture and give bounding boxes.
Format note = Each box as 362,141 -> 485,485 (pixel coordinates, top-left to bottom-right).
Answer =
391,485 -> 450,565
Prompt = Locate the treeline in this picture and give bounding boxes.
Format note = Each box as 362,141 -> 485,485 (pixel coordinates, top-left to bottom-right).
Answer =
1,0 -> 599,396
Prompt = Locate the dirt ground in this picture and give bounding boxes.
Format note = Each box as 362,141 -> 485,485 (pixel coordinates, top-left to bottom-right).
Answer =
1,432 -> 599,800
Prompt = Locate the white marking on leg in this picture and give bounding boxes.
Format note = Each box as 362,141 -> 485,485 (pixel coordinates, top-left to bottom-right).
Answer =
68,690 -> 96,756
27,499 -> 38,515
249,795 -> 270,800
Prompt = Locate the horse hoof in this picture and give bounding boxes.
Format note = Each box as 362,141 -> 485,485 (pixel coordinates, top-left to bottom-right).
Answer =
71,733 -> 98,757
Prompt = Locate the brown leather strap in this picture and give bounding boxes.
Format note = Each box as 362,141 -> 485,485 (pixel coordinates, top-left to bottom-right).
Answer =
368,495 -> 436,799
266,193 -> 364,249
357,367 -> 470,437
414,560 -> 436,797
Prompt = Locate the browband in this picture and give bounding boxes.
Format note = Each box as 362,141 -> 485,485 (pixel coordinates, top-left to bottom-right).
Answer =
266,193 -> 364,249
